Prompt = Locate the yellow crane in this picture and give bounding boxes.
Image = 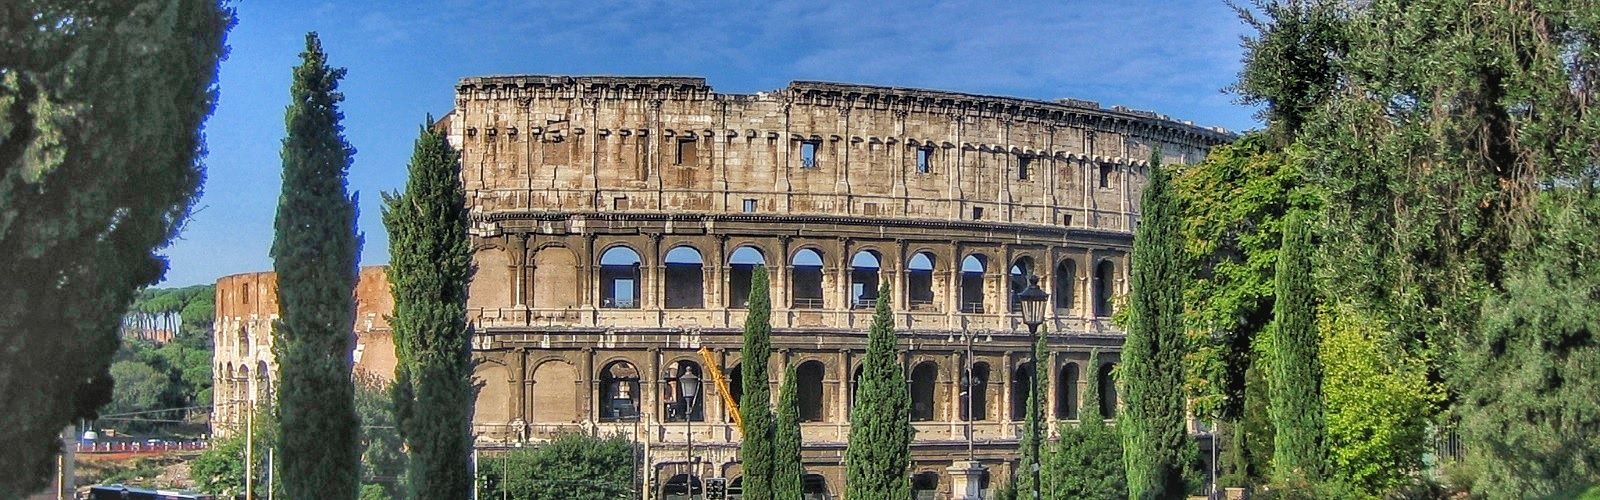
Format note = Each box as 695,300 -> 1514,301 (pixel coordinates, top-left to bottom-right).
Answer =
698,346 -> 743,434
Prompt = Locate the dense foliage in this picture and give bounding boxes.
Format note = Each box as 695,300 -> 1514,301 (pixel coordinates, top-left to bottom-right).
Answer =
356,376 -> 406,499
0,2 -> 230,495
1268,210 -> 1323,482
477,433 -> 637,499
190,408 -> 277,497
1121,156 -> 1190,498
384,120 -> 473,498
270,32 -> 362,499
1016,327 -> 1048,498
774,363 -> 804,500
1318,304 -> 1439,495
738,266 -> 776,498
1044,350 -> 1126,500
845,283 -> 911,499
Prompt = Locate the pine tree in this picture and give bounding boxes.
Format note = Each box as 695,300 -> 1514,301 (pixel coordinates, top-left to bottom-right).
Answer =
1269,209 -> 1323,482
1045,351 -> 1126,500
1017,325 -> 1048,498
270,33 -> 362,500
739,266 -> 776,499
845,283 -> 912,499
1121,154 -> 1189,499
774,363 -> 805,500
0,2 -> 229,495
383,121 -> 473,498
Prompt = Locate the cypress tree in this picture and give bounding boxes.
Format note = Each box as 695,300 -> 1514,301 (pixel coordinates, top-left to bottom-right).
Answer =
1121,155 -> 1189,499
774,363 -> 805,500
0,2 -> 229,495
739,266 -> 776,499
270,33 -> 362,499
383,121 -> 474,497
1269,209 -> 1323,482
1045,351 -> 1126,500
1017,325 -> 1048,498
845,283 -> 912,499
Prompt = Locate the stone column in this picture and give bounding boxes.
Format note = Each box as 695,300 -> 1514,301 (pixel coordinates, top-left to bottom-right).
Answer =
947,461 -> 987,500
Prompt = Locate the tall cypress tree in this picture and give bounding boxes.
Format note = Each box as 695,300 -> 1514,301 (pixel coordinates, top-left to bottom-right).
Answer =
739,266 -> 776,499
774,363 -> 805,500
383,121 -> 473,497
1121,155 -> 1189,499
1045,350 -> 1126,500
270,32 -> 361,500
1017,325 -> 1049,498
845,283 -> 912,499
1269,209 -> 1323,482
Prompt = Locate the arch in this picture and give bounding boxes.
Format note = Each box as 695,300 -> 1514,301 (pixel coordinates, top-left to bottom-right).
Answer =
473,362 -> 510,424
665,360 -> 704,422
1009,256 -> 1035,312
1055,259 -> 1078,311
848,364 -> 864,416
1094,259 -> 1117,317
910,361 -> 940,422
803,473 -> 830,499
598,360 -> 641,421
531,246 -> 578,309
960,254 -> 988,314
728,246 -> 767,309
791,248 -> 824,309
729,476 -> 743,499
600,246 -> 642,309
1056,362 -> 1080,420
1011,361 -> 1035,420
235,325 -> 249,357
257,360 -> 272,403
726,364 -> 744,423
530,360 -> 578,423
849,250 -> 882,309
961,361 -> 991,421
664,246 -> 704,309
661,473 -> 703,499
906,251 -> 936,308
1098,362 -> 1118,418
912,471 -> 941,500
468,246 -> 513,308
796,360 -> 827,422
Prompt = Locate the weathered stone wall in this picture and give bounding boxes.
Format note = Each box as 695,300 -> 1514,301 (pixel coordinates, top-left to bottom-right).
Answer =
453,76 -> 1230,498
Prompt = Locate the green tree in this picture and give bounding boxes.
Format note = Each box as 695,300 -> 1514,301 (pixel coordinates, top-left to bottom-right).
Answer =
774,363 -> 804,500
1121,155 -> 1189,499
270,32 -> 361,500
107,361 -> 170,418
1317,304 -> 1439,496
477,433 -> 636,499
739,266 -> 776,498
384,120 -> 473,498
1232,0 -> 1345,142
1017,326 -> 1048,498
191,408 -> 278,497
1269,210 -> 1324,482
356,376 -> 406,499
1044,351 -> 1126,500
0,2 -> 229,495
845,283 -> 911,499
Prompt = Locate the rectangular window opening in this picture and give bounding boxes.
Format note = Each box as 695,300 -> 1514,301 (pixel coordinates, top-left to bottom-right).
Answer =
1099,164 -> 1113,188
800,141 -> 820,169
971,206 -> 985,220
674,138 -> 697,165
1018,157 -> 1032,180
916,147 -> 932,173
742,199 -> 758,213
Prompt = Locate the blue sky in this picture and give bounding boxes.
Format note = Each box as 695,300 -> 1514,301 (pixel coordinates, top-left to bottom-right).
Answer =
159,0 -> 1260,287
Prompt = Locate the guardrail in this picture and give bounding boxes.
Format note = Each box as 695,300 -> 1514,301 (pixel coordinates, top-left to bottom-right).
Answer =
77,441 -> 208,454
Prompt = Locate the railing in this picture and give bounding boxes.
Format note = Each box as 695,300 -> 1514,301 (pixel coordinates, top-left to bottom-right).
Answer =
469,306 -> 1123,337
76,440 -> 208,454
792,297 -> 824,309
961,302 -> 985,314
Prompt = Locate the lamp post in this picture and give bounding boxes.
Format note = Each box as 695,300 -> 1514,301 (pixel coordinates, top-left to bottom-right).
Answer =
1017,275 -> 1049,500
948,325 -> 990,500
678,370 -> 702,499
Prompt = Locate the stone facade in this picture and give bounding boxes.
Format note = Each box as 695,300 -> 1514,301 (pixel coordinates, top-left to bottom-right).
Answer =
210,267 -> 398,437
452,76 -> 1231,499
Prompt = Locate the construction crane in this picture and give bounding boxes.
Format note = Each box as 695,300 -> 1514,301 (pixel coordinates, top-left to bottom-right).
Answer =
698,346 -> 743,434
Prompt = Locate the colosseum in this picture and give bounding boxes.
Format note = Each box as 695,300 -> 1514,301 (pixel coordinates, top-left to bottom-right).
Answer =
450,75 -> 1232,499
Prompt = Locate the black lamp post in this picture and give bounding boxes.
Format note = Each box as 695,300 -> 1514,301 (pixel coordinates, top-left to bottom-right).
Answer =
1017,274 -> 1048,499
678,370 -> 702,497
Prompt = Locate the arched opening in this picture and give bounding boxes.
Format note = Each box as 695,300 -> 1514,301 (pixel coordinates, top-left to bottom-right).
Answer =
848,364 -> 864,416
1098,362 -> 1118,418
849,251 -> 881,309
1009,257 -> 1034,312
1056,362 -> 1080,420
236,325 -> 249,357
729,476 -> 743,499
468,247 -> 513,308
662,473 -> 703,499
665,360 -> 704,422
598,361 -> 640,421
238,366 -> 251,404
728,246 -> 766,309
664,246 -> 704,309
473,363 -> 509,424
907,252 -> 936,309
531,247 -> 578,309
1011,362 -> 1035,420
600,246 -> 642,309
530,360 -> 578,423
960,361 -> 991,421
1094,260 -> 1117,317
791,248 -> 824,309
257,361 -> 272,403
1055,259 -> 1077,311
912,471 -> 940,500
910,361 -> 939,421
796,360 -> 826,422
726,364 -> 743,423
960,254 -> 987,314
803,473 -> 830,500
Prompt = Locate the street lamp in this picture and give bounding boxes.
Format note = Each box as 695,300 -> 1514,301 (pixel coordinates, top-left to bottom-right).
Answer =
677,370 -> 702,498
1016,274 -> 1048,499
